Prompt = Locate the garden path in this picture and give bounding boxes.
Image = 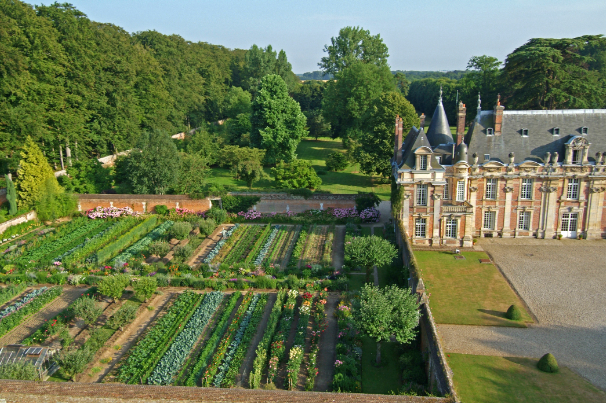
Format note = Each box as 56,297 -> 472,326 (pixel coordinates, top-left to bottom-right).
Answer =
0,286 -> 85,345
331,225 -> 345,271
314,293 -> 338,392
275,300 -> 301,389
83,291 -> 175,383
186,224 -> 233,268
237,292 -> 277,387
378,201 -> 391,224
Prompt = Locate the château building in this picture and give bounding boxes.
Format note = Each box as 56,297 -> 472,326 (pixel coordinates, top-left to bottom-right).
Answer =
392,90 -> 606,246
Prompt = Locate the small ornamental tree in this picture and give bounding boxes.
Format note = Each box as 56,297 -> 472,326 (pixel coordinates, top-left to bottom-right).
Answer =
98,275 -> 129,302
325,151 -> 348,172
272,159 -> 322,190
107,303 -> 138,331
345,235 -> 397,283
72,296 -> 103,326
58,347 -> 92,381
356,284 -> 420,365
16,136 -> 61,208
5,175 -> 17,216
132,277 -> 157,302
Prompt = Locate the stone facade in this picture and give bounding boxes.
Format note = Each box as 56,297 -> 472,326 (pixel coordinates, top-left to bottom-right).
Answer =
393,95 -> 606,246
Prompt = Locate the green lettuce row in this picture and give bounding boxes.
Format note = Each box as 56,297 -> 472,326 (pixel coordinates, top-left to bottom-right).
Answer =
95,216 -> 158,264
0,286 -> 63,338
110,220 -> 174,264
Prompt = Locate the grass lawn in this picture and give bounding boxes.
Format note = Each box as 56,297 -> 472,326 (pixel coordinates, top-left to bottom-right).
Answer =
415,251 -> 532,326
448,353 -> 606,403
207,137 -> 391,199
348,273 -> 366,291
361,336 -> 401,394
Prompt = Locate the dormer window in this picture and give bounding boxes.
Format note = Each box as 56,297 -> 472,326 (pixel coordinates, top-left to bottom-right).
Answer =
484,154 -> 490,161
581,127 -> 588,135
419,155 -> 428,170
486,128 -> 494,136
553,127 -> 560,136
572,149 -> 581,164
521,128 -> 529,137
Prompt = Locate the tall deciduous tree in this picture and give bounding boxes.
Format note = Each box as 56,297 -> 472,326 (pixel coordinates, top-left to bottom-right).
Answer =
16,137 -> 61,208
354,92 -> 419,179
272,160 -> 322,190
357,284 -> 420,365
503,35 -> 606,110
319,26 -> 389,76
345,235 -> 397,283
322,62 -> 395,140
251,75 -> 307,164
242,45 -> 298,93
174,153 -> 209,195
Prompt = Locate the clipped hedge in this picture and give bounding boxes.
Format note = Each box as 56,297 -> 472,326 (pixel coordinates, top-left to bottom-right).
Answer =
95,216 -> 158,264
537,353 -> 559,373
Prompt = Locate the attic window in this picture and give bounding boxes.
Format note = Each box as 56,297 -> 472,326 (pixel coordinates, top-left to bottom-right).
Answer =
486,128 -> 494,136
553,127 -> 560,136
419,155 -> 428,170
484,154 -> 490,161
581,127 -> 588,135
521,128 -> 529,137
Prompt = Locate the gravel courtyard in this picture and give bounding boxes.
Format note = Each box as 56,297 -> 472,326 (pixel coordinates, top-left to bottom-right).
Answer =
438,238 -> 606,390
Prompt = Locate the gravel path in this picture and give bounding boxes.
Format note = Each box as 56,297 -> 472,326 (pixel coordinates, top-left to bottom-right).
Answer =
187,224 -> 234,268
314,293 -> 338,392
0,286 -> 85,345
378,201 -> 391,224
438,239 -> 606,391
332,225 -> 345,270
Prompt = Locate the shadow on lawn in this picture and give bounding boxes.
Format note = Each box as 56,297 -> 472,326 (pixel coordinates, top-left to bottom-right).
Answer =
478,309 -> 507,319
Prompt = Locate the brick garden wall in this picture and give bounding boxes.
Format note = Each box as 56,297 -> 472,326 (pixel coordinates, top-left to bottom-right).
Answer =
230,192 -> 357,213
76,194 -> 212,214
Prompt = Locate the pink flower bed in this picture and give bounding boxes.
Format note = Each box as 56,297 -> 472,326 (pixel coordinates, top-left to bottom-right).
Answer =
87,206 -> 139,219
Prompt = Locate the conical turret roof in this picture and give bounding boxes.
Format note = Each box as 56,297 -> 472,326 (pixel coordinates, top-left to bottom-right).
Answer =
426,91 -> 454,147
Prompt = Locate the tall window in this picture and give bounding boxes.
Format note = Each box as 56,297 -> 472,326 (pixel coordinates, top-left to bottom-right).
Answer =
416,184 -> 428,206
415,218 -> 426,238
445,218 -> 457,238
485,178 -> 497,199
520,178 -> 533,199
419,155 -> 428,170
443,181 -> 450,200
483,211 -> 496,230
572,149 -> 581,164
567,178 -> 580,199
456,181 -> 465,202
518,212 -> 531,231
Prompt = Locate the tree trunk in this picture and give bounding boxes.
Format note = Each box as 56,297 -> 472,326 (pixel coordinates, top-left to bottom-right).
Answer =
376,340 -> 381,365
366,266 -> 372,284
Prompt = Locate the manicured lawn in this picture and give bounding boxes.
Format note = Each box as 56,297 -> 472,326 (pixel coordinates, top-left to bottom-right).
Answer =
415,251 -> 532,326
207,137 -> 391,199
361,336 -> 401,394
348,273 -> 366,291
448,353 -> 606,403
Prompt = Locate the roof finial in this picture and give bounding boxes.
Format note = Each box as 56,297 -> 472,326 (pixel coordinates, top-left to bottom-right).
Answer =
439,86 -> 443,104
477,92 -> 481,109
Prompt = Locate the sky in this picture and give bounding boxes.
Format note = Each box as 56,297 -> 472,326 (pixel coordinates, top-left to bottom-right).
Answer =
37,0 -> 606,73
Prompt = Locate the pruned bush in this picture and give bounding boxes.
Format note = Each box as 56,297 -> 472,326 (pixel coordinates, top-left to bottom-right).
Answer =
206,207 -> 227,224
169,222 -> 192,240
154,205 -> 169,215
506,304 -> 522,321
221,195 -> 260,213
107,303 -> 138,330
147,240 -> 170,257
537,353 -> 559,373
0,361 -> 39,380
199,219 -> 216,236
132,277 -> 157,302
174,244 -> 192,260
325,151 -> 348,171
72,296 -> 103,326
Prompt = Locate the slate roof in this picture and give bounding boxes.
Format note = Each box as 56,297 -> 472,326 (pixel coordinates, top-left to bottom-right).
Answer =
399,127 -> 443,170
465,109 -> 606,163
426,100 -> 455,147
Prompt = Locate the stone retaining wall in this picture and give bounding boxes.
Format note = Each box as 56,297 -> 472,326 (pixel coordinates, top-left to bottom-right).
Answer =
0,380 -> 451,402
396,219 -> 459,401
0,211 -> 37,235
229,192 -> 357,213
76,194 -> 212,214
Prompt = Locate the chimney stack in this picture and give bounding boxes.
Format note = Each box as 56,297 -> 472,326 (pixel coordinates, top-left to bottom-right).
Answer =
456,101 -> 466,146
419,113 -> 426,129
397,116 -> 404,164
494,94 -> 505,136
394,115 -> 401,162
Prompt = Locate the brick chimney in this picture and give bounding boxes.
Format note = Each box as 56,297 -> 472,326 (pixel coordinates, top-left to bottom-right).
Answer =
419,113 -> 426,129
394,115 -> 401,162
397,117 -> 404,164
456,101 -> 466,146
494,94 -> 505,136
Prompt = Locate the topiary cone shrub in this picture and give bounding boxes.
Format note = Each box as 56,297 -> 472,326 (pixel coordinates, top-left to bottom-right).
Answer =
506,304 -> 522,321
537,353 -> 559,373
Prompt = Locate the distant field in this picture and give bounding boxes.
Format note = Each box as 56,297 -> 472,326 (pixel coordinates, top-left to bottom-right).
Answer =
208,137 -> 391,199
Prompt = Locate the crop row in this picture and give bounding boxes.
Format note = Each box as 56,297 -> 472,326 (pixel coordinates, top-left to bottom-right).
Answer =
321,226 -> 335,267
266,289 -> 299,384
211,225 -> 247,263
285,292 -> 313,390
0,286 -> 63,337
214,293 -> 266,387
0,283 -> 27,307
54,220 -> 117,263
117,290 -> 201,384
263,226 -> 290,266
219,293 -> 269,387
203,225 -> 239,264
249,290 -> 287,389
201,291 -> 255,386
301,225 -> 328,266
95,216 -> 158,264
64,218 -> 139,264
305,292 -> 328,390
243,225 -> 272,266
183,292 -> 241,386
288,225 -> 310,267
223,226 -> 264,265
254,226 -> 280,266
110,220 -> 174,264
148,291 -> 223,385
